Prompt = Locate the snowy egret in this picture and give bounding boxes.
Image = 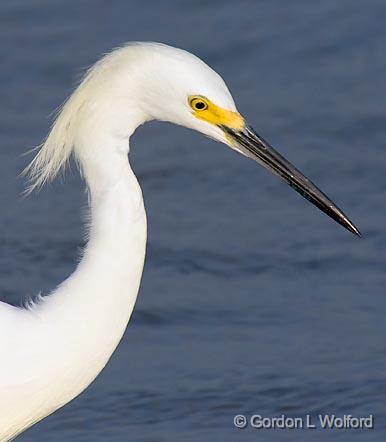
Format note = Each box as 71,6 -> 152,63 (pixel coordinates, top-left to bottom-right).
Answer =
0,42 -> 360,440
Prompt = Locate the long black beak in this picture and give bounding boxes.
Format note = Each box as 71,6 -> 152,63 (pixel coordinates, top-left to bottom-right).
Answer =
221,125 -> 360,236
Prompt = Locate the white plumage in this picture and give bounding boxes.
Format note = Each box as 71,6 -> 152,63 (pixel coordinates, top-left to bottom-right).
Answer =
0,42 -> 359,441
0,42 -> 240,441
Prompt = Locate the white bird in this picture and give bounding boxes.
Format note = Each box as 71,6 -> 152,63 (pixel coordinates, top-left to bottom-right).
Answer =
0,42 -> 360,441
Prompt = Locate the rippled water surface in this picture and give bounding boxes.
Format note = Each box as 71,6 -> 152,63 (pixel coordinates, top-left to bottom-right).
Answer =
1,1 -> 386,441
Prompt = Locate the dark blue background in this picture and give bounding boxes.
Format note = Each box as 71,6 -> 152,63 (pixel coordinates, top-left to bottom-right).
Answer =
0,1 -> 385,440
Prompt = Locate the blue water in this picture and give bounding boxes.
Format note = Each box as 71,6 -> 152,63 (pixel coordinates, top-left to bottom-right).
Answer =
1,0 -> 386,440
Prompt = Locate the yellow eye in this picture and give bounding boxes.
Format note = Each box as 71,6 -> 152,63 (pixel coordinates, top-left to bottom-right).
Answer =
189,97 -> 208,111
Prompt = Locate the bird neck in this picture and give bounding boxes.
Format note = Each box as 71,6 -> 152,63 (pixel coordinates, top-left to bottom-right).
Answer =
80,145 -> 147,314
60,139 -> 146,315
40,135 -> 147,388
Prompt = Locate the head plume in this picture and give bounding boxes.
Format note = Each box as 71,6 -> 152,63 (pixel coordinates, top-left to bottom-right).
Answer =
23,49 -> 119,193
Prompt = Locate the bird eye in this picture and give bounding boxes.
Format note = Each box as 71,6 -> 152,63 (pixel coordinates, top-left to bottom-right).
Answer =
190,97 -> 208,111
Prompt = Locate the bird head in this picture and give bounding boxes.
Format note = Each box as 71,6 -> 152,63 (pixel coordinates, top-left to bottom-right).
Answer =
134,43 -> 360,236
25,42 -> 360,237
